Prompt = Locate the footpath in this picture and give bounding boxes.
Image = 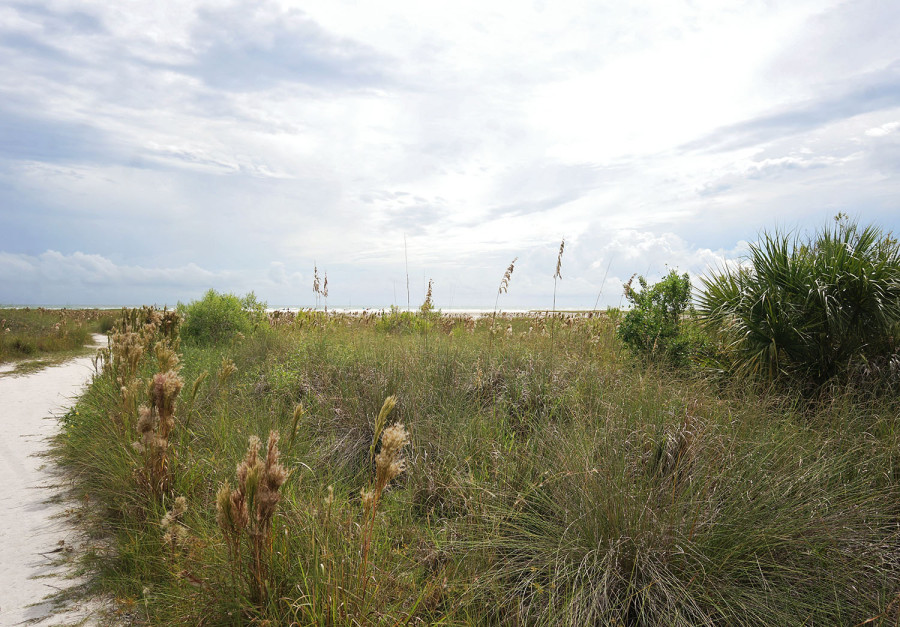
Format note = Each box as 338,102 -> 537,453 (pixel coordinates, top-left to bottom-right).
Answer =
0,337 -> 104,626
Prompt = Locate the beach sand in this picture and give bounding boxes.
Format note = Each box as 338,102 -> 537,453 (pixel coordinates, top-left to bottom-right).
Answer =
0,336 -> 105,626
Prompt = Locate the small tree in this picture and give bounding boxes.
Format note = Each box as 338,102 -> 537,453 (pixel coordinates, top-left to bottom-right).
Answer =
617,270 -> 695,366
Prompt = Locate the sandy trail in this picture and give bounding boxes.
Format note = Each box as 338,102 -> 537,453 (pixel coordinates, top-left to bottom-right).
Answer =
0,337 -> 105,626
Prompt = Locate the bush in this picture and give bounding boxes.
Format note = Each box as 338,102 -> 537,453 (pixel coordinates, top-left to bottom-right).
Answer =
96,315 -> 116,334
617,270 -> 697,366
375,305 -> 434,334
698,216 -> 900,386
179,290 -> 267,345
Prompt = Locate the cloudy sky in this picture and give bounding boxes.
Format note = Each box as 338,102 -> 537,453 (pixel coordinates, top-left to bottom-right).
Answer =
2,0 -> 899,309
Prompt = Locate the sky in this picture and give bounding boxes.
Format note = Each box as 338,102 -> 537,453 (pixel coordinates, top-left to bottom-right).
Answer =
1,0 -> 899,309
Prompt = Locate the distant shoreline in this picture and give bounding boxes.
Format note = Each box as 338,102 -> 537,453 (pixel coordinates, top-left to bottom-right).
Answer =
2,305 -> 614,315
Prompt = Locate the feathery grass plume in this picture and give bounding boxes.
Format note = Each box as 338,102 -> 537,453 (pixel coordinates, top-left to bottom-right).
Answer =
420,279 -> 434,315
154,340 -> 180,373
92,346 -> 110,374
111,328 -> 144,383
218,357 -> 237,384
368,395 -> 398,470
119,378 -> 142,428
373,423 -> 410,501
313,264 -> 322,310
550,238 -> 566,364
492,257 -> 517,349
552,238 -> 565,312
189,370 -> 208,402
216,482 -> 241,590
217,431 -> 290,604
159,309 -> 181,342
107,307 -> 177,426
160,496 -> 190,552
360,409 -> 410,610
288,403 -> 305,452
132,369 -> 184,495
554,238 -> 565,281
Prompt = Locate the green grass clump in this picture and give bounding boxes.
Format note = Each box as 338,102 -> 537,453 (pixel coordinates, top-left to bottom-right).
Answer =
0,307 -> 105,363
54,306 -> 900,625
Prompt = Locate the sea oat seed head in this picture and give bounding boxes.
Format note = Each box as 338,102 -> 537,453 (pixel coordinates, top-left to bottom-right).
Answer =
375,423 -> 410,488
151,371 -> 184,418
377,395 -> 397,425
499,258 -> 517,295
555,239 -> 565,279
361,488 -> 374,512
216,483 -> 234,529
379,423 -> 409,456
137,406 -> 154,433
263,431 -> 288,491
218,358 -> 237,383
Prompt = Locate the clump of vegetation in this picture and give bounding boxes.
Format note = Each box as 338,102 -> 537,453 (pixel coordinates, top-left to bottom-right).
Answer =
375,296 -> 440,334
52,236 -> 900,625
0,307 -> 106,363
698,215 -> 900,386
217,431 -> 289,604
179,289 -> 266,345
134,369 -> 184,495
617,269 -> 700,366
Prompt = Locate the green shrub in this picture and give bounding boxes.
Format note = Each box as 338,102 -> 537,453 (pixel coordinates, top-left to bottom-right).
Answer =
698,217 -> 900,386
179,289 -> 267,345
617,270 -> 697,366
374,305 -> 435,334
96,315 -> 116,334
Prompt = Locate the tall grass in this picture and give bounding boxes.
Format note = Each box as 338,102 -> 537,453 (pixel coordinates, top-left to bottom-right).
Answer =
54,303 -> 900,625
0,307 -> 106,362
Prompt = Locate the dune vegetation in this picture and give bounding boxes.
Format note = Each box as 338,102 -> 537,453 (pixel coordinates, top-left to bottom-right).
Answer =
0,307 -> 113,365
54,218 -> 900,625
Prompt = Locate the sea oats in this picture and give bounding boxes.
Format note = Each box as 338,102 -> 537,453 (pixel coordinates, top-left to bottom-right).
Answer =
217,431 -> 290,604
554,238 -> 565,280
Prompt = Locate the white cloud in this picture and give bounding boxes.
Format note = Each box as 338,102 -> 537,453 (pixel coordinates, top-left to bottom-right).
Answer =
1,0 -> 899,306
0,251 -> 305,306
865,121 -> 900,137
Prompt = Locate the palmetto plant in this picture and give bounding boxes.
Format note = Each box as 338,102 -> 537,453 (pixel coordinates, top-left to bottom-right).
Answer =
698,216 -> 900,385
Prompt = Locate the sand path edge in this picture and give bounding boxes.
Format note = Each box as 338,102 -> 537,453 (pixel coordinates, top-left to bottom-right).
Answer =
0,335 -> 107,626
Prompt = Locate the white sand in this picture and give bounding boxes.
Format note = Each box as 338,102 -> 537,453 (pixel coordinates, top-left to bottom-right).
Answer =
0,337 -> 105,626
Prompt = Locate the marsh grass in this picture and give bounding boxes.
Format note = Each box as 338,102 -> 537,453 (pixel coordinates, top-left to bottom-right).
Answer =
54,305 -> 900,625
